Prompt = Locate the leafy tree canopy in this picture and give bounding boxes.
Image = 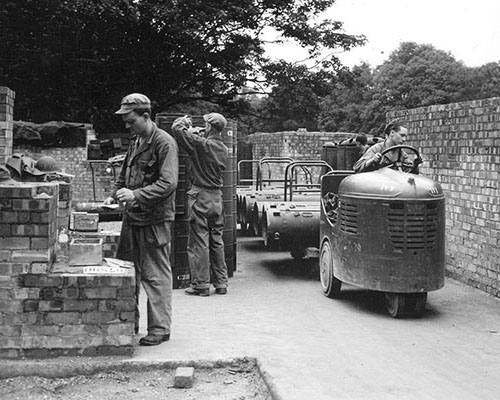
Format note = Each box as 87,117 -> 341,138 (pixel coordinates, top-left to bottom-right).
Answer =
372,42 -> 470,109
0,0 -> 365,132
317,42 -> 500,135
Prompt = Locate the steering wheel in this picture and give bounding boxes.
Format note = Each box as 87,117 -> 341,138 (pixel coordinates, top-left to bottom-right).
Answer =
380,145 -> 422,173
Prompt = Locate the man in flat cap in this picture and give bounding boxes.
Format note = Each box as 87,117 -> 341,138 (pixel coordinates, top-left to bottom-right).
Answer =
104,93 -> 178,346
171,112 -> 229,296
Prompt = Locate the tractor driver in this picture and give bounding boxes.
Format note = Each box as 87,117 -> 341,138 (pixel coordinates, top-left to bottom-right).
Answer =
353,121 -> 419,173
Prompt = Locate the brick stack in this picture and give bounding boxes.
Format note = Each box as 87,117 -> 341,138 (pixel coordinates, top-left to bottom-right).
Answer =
56,181 -> 72,229
0,180 -> 135,359
0,181 -> 59,275
389,97 -> 500,297
0,87 -> 15,165
14,272 -> 135,358
45,175 -> 73,230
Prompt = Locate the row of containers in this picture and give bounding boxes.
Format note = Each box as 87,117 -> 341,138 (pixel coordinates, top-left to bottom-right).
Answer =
321,136 -> 381,171
235,136 -> 378,259
156,114 -> 238,289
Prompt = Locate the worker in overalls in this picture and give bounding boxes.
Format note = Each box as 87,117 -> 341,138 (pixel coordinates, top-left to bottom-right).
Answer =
104,93 -> 178,346
171,113 -> 229,296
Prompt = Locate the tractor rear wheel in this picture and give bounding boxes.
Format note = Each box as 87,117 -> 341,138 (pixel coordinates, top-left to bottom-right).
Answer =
385,292 -> 427,318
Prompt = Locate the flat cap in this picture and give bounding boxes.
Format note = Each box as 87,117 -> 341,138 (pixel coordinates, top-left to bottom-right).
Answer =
203,112 -> 227,131
115,93 -> 151,115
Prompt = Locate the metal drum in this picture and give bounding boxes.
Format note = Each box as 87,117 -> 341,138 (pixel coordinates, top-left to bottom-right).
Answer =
221,119 -> 237,276
171,214 -> 191,289
156,113 -> 192,288
336,139 -> 361,170
322,142 -> 338,170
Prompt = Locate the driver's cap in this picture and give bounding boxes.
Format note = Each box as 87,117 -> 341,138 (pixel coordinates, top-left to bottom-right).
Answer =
115,93 -> 151,115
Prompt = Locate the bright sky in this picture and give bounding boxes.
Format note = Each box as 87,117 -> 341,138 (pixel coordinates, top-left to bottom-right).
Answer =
266,0 -> 500,68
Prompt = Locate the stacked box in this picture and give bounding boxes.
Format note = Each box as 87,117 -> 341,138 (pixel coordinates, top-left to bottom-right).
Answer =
0,87 -> 15,164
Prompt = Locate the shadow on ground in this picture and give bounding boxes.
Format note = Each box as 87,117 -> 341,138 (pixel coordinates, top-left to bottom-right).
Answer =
329,286 -> 444,320
260,257 -> 319,281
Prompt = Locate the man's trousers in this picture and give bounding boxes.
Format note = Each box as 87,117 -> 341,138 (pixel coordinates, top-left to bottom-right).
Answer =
187,187 -> 228,290
130,221 -> 172,335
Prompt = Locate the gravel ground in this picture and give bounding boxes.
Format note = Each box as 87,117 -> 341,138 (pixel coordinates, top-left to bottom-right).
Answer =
0,364 -> 271,400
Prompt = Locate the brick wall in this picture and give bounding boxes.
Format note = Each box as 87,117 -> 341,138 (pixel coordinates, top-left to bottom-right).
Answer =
248,131 -> 353,160
246,131 -> 354,181
0,181 -> 59,275
389,97 -> 500,297
0,180 -> 134,358
0,87 -> 15,164
13,144 -> 116,202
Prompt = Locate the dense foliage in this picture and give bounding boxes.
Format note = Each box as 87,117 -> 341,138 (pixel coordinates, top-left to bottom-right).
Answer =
0,0 -> 364,132
1,1 -> 499,136
235,42 -> 500,136
316,42 -> 500,135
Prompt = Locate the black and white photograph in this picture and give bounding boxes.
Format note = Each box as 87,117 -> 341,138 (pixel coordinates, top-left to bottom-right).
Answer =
0,1 -> 499,399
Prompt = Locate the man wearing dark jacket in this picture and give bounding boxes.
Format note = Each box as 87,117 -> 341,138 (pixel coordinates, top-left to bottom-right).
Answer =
171,113 -> 229,297
104,93 -> 178,346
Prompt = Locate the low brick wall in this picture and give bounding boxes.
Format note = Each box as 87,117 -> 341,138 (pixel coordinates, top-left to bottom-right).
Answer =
0,179 -> 134,359
13,144 -> 115,202
248,131 -> 353,160
389,98 -> 500,297
7,271 -> 135,358
246,131 -> 354,182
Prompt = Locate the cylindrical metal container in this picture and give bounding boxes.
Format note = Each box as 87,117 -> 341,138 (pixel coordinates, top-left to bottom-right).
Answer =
156,113 -> 190,216
322,142 -> 338,170
156,113 -> 192,288
336,138 -> 359,170
344,144 -> 360,170
171,214 -> 191,289
221,119 -> 237,276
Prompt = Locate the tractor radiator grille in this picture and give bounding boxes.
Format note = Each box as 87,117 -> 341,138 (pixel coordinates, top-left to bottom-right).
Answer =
387,204 -> 438,250
339,201 -> 358,234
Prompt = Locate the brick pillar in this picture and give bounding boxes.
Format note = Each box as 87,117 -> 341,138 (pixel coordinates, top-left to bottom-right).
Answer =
0,181 -> 59,275
0,87 -> 15,165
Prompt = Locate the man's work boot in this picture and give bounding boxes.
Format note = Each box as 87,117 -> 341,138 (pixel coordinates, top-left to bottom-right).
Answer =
185,287 -> 210,296
138,333 -> 170,346
215,288 -> 227,295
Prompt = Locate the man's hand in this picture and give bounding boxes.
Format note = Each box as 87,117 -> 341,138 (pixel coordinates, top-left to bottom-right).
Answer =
368,152 -> 382,167
116,188 -> 135,204
182,115 -> 192,127
188,126 -> 205,135
103,196 -> 116,205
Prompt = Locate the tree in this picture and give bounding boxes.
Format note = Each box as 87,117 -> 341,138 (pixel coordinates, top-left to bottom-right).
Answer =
254,62 -> 337,131
466,62 -> 500,100
371,42 -> 470,110
0,0 -> 365,132
319,42 -> 500,136
318,63 -> 375,133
